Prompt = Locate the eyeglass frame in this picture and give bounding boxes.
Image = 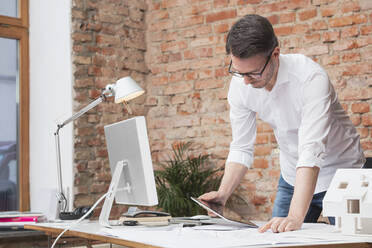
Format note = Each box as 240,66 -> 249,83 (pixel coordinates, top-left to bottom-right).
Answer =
228,47 -> 276,80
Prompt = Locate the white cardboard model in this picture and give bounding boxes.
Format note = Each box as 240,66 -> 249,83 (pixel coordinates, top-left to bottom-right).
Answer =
323,169 -> 372,235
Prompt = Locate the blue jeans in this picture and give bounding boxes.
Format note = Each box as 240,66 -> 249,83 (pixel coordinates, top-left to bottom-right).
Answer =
272,175 -> 335,225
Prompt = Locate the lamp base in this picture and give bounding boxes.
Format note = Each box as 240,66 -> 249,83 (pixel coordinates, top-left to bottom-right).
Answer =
59,207 -> 93,220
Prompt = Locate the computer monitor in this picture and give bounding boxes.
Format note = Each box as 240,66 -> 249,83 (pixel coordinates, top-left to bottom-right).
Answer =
99,116 -> 158,227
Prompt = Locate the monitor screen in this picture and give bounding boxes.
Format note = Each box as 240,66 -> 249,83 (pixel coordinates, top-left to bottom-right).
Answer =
104,116 -> 158,206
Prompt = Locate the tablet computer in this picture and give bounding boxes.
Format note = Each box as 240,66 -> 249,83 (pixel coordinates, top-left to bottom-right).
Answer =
191,197 -> 258,228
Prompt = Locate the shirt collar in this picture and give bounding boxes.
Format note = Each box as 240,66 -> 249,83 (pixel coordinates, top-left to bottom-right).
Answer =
274,54 -> 289,88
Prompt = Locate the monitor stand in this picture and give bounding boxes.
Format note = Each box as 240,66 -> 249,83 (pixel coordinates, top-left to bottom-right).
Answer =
99,160 -> 131,228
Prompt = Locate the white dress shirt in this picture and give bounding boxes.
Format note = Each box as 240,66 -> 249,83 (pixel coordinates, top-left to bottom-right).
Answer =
226,54 -> 365,194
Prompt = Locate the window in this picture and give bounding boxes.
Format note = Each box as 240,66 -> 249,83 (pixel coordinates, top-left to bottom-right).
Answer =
0,0 -> 29,211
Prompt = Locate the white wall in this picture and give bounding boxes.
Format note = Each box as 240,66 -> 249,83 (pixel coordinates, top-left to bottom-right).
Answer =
29,0 -> 73,216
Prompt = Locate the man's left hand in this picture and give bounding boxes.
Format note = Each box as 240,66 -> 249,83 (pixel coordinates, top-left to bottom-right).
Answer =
258,216 -> 303,233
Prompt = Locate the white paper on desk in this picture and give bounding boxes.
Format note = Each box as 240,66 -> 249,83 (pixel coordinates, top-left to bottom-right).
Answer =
103,224 -> 347,248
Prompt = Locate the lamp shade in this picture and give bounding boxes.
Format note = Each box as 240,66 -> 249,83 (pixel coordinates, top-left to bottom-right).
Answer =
114,77 -> 144,103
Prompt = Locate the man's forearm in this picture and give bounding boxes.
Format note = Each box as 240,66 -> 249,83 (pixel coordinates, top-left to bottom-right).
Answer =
218,162 -> 248,204
288,166 -> 320,221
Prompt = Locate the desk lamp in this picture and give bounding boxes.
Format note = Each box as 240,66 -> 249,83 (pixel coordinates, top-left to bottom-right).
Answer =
54,77 -> 144,219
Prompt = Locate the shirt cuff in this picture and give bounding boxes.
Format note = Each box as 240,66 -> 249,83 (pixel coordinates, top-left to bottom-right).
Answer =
226,150 -> 253,168
297,149 -> 326,168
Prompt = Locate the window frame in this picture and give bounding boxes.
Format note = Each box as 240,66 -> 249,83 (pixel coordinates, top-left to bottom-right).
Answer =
0,0 -> 29,211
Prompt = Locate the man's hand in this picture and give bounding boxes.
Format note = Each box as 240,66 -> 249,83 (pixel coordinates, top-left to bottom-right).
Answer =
258,216 -> 303,233
198,191 -> 226,217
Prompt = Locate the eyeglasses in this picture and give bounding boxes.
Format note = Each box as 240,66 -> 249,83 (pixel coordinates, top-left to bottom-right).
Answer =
228,48 -> 275,80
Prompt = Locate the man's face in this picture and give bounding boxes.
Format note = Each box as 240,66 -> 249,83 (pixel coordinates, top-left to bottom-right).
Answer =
230,48 -> 278,91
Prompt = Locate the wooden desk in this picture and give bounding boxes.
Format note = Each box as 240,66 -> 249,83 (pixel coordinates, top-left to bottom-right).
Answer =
25,222 -> 159,248
25,221 -> 372,248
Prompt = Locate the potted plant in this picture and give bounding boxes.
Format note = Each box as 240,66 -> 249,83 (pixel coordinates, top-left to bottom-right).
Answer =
155,142 -> 222,217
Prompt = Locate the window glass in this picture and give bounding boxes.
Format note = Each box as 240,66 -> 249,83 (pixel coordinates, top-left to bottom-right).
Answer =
0,0 -> 18,18
0,37 -> 19,211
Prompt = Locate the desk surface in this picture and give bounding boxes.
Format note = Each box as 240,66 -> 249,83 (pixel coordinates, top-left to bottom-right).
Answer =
25,221 -> 372,248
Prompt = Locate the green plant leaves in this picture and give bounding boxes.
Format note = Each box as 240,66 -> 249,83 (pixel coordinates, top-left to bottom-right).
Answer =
154,142 -> 222,217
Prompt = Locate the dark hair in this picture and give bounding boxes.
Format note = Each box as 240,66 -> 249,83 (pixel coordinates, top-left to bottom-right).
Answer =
226,14 -> 278,58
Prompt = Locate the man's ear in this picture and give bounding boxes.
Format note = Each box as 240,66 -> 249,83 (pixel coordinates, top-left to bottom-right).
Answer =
273,46 -> 280,59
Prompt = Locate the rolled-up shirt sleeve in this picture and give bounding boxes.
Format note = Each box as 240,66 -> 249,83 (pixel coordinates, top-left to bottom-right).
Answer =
226,83 -> 257,168
297,71 -> 332,168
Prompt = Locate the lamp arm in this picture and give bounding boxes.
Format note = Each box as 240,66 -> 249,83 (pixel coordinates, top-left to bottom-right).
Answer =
60,94 -> 106,128
54,91 -> 110,213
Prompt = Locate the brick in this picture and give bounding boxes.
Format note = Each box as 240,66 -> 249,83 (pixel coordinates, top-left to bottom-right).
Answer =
341,26 -> 359,38
168,53 -> 182,62
173,116 -> 201,127
322,55 -> 339,65
96,34 -> 120,46
198,69 -> 213,79
198,47 -> 214,57
185,71 -> 197,80
333,40 -> 358,51
299,45 -> 328,56
257,2 -> 279,13
253,158 -> 269,169
206,10 -> 237,23
195,78 -> 224,90
322,31 -> 339,42
281,0 -> 311,11
321,6 -> 337,17
237,0 -> 261,4
160,41 -> 188,52
149,19 -> 173,31
175,15 -> 204,28
341,1 -> 360,13
152,76 -> 168,86
350,115 -> 361,126
151,10 -> 169,20
342,53 -> 361,63
357,128 -> 369,138
190,37 -> 219,47
351,14 -> 368,24
312,0 -> 337,4
267,15 -> 279,25
362,115 -> 372,126
75,78 -> 94,88
312,20 -> 328,30
338,87 -> 372,100
169,71 -> 184,82
72,32 -> 92,42
214,23 -> 229,33
329,16 -> 353,27
214,0 -> 229,8
359,0 -> 372,10
161,0 -> 187,9
356,37 -> 372,48
361,25 -> 372,35
164,82 -> 193,95
351,103 -> 370,113
254,146 -> 272,156
256,134 -> 269,144
237,4 -> 255,16
279,12 -> 296,23
73,56 -> 92,65
171,95 -> 186,105
304,33 -> 320,44
274,26 -> 293,36
299,8 -> 317,21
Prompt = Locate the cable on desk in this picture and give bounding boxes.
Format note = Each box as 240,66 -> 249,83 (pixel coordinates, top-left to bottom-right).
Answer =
51,192 -> 108,248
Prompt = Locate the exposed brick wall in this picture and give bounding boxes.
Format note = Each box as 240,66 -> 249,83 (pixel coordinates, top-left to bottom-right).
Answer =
71,0 -> 148,217
71,0 -> 372,221
145,0 -> 372,220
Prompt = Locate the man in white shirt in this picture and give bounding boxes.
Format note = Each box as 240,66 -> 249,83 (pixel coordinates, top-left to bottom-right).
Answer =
199,14 -> 365,233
